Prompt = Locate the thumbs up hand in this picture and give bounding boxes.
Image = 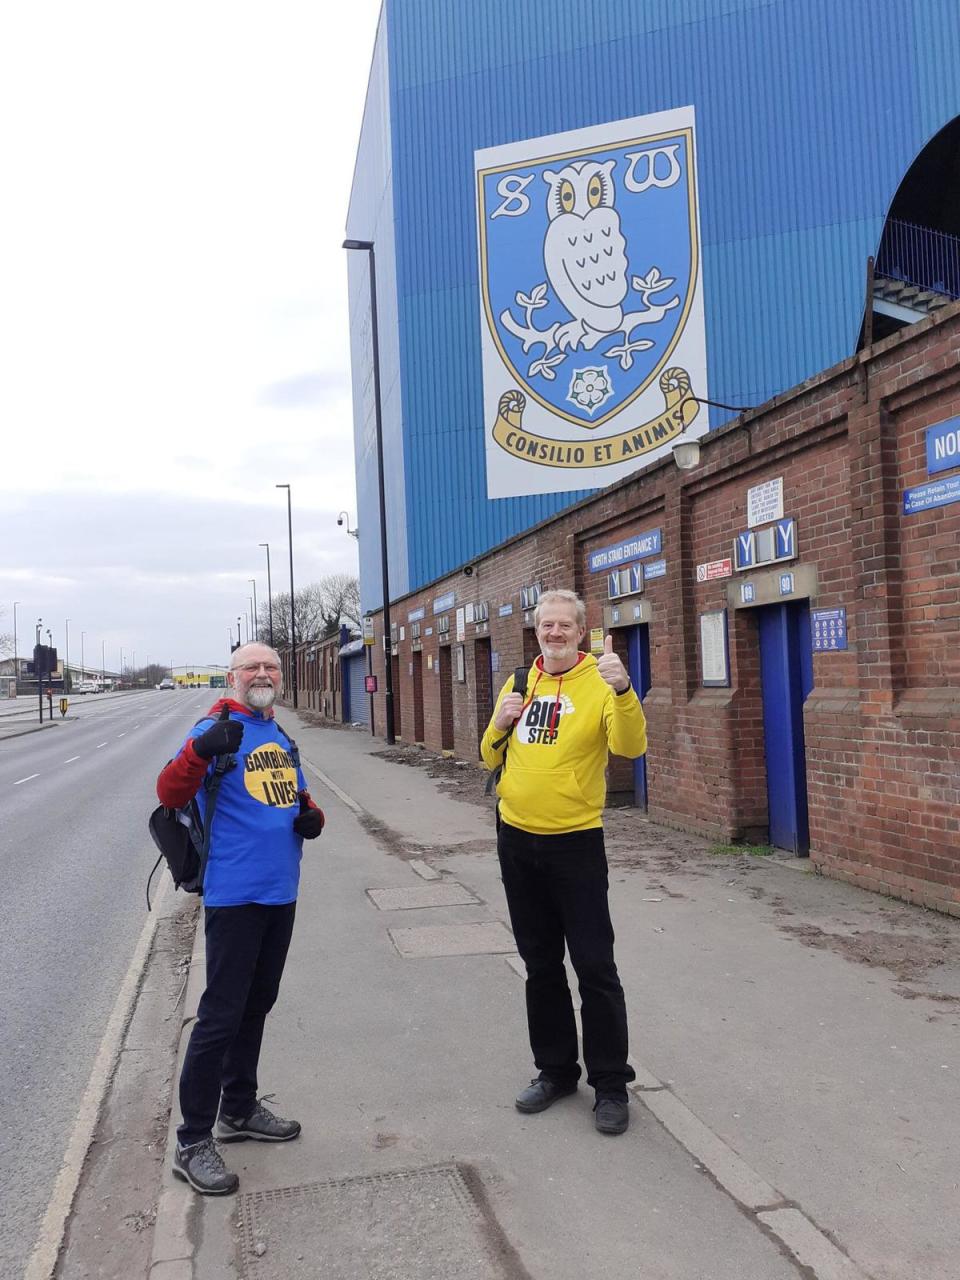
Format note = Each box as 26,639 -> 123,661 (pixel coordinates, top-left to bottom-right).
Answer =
596,634 -> 630,692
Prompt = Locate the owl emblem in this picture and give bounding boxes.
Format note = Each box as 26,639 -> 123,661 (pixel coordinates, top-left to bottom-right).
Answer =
542,160 -> 629,349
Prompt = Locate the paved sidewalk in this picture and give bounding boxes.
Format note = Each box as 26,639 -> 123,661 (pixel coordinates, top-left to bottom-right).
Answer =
151,716 -> 960,1280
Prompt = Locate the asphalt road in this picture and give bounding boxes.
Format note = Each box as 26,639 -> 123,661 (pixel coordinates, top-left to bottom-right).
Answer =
0,689 -> 218,1280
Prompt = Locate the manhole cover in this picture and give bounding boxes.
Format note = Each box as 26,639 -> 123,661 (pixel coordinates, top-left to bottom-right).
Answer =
238,1163 -> 516,1279
388,921 -> 515,958
367,884 -> 480,911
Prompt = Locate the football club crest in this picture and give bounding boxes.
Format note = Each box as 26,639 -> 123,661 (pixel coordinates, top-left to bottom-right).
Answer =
476,107 -> 708,499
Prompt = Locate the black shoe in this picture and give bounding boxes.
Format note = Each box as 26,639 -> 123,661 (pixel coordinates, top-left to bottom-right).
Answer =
515,1077 -> 578,1113
217,1098 -> 301,1143
594,1096 -> 629,1135
172,1138 -> 239,1195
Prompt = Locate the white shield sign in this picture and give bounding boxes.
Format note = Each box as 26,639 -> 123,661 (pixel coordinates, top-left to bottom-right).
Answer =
476,106 -> 708,498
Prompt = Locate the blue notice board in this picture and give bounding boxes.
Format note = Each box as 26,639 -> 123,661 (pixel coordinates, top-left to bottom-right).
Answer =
812,608 -> 848,652
904,474 -> 960,515
926,416 -> 960,476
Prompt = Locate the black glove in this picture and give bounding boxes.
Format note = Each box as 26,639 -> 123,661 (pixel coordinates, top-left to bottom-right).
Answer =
293,805 -> 324,839
192,715 -> 244,760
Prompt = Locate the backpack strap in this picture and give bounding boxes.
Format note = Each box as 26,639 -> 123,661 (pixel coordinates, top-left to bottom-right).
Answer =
485,666 -> 530,795
271,718 -> 302,772
194,705 -> 236,894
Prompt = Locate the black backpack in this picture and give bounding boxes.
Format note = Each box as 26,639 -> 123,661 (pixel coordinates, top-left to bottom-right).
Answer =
146,708 -> 301,909
485,666 -> 529,798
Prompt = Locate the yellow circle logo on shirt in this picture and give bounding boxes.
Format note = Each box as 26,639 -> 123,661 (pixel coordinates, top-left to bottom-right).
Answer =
243,742 -> 298,808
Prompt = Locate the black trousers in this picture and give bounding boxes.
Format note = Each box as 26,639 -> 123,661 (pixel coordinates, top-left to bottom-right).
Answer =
497,822 -> 635,1098
177,901 -> 296,1147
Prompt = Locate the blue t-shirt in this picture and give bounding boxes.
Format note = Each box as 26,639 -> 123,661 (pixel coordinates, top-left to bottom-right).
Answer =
184,710 -> 307,907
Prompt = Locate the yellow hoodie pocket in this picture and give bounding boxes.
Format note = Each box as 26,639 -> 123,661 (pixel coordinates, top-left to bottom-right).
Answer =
498,764 -> 596,832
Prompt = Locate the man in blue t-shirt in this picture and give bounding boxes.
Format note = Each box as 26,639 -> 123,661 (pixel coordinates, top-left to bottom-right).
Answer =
156,643 -> 324,1196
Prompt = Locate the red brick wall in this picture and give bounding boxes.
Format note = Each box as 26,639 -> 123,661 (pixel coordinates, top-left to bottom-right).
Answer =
363,304 -> 960,915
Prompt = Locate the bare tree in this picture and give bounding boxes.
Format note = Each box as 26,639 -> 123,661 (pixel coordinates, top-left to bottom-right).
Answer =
258,576 -> 361,646
0,609 -> 12,658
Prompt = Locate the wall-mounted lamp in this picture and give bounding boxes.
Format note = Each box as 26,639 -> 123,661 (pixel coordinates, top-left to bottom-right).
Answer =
337,510 -> 359,539
670,392 -> 753,472
672,439 -> 701,471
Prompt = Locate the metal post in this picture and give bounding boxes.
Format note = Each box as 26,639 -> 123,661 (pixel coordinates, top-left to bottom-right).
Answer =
342,239 -> 394,743
65,619 -> 70,691
250,579 -> 258,644
276,485 -> 298,708
864,255 -> 875,350
101,639 -> 105,689
12,602 -> 19,693
36,620 -> 43,723
237,617 -> 242,649
81,631 -> 85,682
260,543 -> 274,648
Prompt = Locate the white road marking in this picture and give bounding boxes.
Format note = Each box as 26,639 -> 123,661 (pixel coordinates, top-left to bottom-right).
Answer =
133,724 -> 140,729
24,874 -> 174,1280
96,742 -> 108,749
14,773 -> 39,785
64,756 -> 80,764
117,732 -> 126,738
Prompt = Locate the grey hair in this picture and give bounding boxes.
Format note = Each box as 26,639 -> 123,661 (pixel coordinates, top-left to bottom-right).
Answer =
229,642 -> 283,671
533,589 -> 586,630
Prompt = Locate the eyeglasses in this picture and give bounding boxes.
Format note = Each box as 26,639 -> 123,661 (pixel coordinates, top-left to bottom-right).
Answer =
232,662 -> 281,675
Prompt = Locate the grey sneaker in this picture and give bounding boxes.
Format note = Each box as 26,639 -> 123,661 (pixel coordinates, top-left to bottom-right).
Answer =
172,1138 -> 239,1195
217,1098 -> 301,1143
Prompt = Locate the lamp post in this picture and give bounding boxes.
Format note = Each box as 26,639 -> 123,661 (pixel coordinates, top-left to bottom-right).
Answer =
12,601 -> 19,692
249,579 -> 258,644
65,619 -> 70,690
342,238 -> 395,743
236,616 -> 242,649
101,639 -> 105,689
259,543 -> 274,648
81,630 -> 85,682
275,484 -> 298,709
36,618 -> 43,722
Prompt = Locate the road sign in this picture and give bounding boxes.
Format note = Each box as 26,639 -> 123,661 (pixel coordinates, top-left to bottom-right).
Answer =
362,617 -> 375,646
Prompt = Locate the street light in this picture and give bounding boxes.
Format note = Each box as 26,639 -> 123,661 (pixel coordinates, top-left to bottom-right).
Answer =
342,238 -> 395,744
249,579 -> 258,644
81,630 -> 85,682
36,618 -> 43,722
236,616 -> 242,649
65,619 -> 70,689
276,484 -> 298,709
259,543 -> 274,648
12,601 -> 19,691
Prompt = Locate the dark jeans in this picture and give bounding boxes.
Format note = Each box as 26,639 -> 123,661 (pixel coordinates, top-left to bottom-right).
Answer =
497,822 -> 635,1099
177,901 -> 296,1147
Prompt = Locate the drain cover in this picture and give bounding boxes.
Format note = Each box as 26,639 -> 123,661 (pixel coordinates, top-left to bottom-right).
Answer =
388,921 -> 515,958
366,883 -> 480,911
238,1163 -> 514,1280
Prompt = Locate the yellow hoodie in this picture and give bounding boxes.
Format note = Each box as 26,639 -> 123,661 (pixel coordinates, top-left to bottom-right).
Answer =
480,653 -> 647,835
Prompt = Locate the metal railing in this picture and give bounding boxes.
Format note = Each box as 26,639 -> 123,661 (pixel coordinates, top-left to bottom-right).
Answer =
875,218 -> 960,300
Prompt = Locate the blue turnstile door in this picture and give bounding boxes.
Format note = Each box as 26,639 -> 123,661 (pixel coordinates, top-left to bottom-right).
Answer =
626,625 -> 652,809
758,602 -> 813,854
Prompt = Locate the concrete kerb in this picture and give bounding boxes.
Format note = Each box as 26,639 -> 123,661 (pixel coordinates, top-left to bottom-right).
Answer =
0,722 -> 61,740
149,907 -> 206,1279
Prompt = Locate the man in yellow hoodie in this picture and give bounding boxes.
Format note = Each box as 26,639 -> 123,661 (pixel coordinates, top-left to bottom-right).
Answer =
481,589 -> 647,1135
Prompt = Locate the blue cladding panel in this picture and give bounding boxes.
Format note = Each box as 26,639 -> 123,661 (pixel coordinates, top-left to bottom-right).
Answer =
348,0 -> 960,598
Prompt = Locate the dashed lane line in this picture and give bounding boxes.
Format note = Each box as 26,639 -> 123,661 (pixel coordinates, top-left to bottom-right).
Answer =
96,742 -> 108,749
14,774 -> 39,785
117,733 -> 126,738
64,756 -> 80,764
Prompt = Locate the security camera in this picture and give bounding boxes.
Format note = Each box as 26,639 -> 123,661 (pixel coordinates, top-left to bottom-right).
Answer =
337,515 -> 343,526
463,565 -> 474,577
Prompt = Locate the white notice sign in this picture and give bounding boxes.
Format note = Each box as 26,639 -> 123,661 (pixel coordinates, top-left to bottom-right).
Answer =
747,477 -> 783,528
699,610 -> 729,687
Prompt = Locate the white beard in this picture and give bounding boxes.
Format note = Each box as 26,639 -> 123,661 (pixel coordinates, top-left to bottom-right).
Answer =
245,685 -> 276,710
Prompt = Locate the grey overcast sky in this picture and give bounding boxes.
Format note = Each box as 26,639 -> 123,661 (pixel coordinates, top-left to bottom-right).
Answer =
0,1 -> 382,673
